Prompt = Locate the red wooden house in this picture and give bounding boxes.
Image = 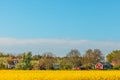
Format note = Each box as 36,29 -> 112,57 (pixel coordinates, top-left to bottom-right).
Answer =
95,62 -> 113,70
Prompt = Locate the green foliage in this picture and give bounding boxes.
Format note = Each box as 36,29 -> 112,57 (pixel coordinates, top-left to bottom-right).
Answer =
32,54 -> 41,60
106,53 -> 114,62
113,65 -> 120,70
0,61 -> 5,69
0,49 -> 120,70
15,62 -> 25,70
64,49 -> 82,69
106,50 -> 120,63
15,52 -> 32,70
32,52 -> 55,70
60,57 -> 73,70
31,60 -> 39,67
0,57 -> 11,69
0,52 -> 3,57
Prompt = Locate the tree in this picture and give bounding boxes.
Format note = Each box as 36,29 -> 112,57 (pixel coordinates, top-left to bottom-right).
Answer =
4,53 -> 14,57
32,54 -> 41,60
0,52 -> 3,57
66,49 -> 80,57
15,52 -> 32,70
36,58 -> 47,70
35,52 -> 55,70
42,52 -> 55,58
0,58 -> 6,69
83,49 -> 104,69
106,50 -> 120,64
66,49 -> 82,69
60,57 -> 73,70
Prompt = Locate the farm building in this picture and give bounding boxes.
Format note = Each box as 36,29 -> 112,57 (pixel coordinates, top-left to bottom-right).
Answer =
3,57 -> 19,69
53,63 -> 60,70
95,62 -> 113,70
73,66 -> 81,70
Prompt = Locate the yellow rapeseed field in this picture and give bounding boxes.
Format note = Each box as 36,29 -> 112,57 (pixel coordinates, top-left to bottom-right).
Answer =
0,70 -> 120,80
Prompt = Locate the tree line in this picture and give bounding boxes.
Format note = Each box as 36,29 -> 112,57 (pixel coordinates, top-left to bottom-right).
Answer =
0,49 -> 120,70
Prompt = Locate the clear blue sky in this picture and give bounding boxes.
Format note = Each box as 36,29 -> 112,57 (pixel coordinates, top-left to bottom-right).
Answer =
0,0 -> 120,40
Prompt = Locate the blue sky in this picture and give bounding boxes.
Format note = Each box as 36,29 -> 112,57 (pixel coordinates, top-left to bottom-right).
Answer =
0,0 -> 120,56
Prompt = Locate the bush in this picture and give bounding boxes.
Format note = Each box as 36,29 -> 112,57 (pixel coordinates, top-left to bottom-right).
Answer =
113,65 -> 120,70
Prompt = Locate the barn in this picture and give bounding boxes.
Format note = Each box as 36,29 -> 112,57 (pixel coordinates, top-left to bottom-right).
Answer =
95,62 -> 113,70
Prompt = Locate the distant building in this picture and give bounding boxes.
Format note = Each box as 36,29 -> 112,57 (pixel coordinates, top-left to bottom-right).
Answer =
8,60 -> 15,69
73,66 -> 80,70
53,63 -> 60,70
3,57 -> 19,69
95,62 -> 113,70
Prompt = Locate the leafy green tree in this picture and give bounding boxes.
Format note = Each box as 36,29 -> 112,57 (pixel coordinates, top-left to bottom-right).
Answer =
15,52 -> 32,70
106,52 -> 114,62
0,60 -> 5,69
106,50 -> 120,64
60,57 -> 73,70
32,54 -> 41,60
0,52 -> 3,57
15,62 -> 25,70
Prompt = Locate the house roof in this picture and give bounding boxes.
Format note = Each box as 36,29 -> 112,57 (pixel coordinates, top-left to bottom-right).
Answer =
8,60 -> 15,65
